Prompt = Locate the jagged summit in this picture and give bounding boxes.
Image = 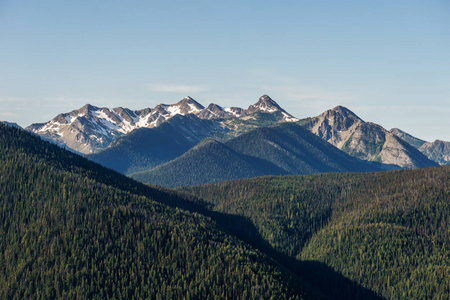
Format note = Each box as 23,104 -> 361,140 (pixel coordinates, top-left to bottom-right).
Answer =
197,103 -> 231,120
328,105 -> 362,121
246,95 -> 298,122
247,94 -> 286,114
79,103 -> 99,114
418,140 -> 450,165
207,103 -> 224,111
301,106 -> 437,169
172,96 -> 205,115
27,95 -> 298,154
390,128 -> 427,149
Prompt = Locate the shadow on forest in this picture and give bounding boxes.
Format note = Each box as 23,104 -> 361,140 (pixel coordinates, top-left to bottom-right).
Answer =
150,188 -> 384,300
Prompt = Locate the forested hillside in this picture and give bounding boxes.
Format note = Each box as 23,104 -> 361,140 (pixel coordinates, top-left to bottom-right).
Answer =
88,114 -> 225,174
183,166 -> 450,299
0,123 -> 311,299
133,122 -> 385,187
4,122 -> 444,299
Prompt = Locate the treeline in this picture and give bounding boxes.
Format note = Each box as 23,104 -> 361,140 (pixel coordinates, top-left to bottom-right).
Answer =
0,124 -> 308,299
183,167 -> 450,299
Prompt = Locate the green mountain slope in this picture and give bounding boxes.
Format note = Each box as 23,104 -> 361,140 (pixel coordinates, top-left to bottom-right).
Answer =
183,166 -> 450,299
132,122 -> 387,187
132,138 -> 290,187
0,123 -> 312,299
88,114 -> 227,174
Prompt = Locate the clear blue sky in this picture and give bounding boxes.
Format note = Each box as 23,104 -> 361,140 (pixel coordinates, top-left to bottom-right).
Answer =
1,0 -> 449,141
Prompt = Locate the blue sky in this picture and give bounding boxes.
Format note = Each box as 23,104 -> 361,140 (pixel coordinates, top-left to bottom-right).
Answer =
1,0 -> 449,141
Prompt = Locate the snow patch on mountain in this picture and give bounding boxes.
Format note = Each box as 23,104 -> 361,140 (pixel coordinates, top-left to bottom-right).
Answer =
224,107 -> 244,118
166,105 -> 182,116
27,95 -> 298,154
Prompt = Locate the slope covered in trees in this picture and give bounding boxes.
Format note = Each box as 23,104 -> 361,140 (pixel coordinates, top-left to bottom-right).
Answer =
133,122 -> 386,187
88,114 -> 226,174
183,166 -> 450,299
0,123 -> 312,299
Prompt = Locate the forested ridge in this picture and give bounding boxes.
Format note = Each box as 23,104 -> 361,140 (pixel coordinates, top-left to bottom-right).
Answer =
133,122 -> 383,187
4,122 -> 448,299
88,114 -> 226,175
0,123 -> 311,299
183,166 -> 450,299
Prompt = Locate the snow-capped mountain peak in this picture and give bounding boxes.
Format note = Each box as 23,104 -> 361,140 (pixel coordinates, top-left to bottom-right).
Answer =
246,95 -> 283,113
224,107 -> 245,118
197,103 -> 232,120
26,95 -> 298,154
246,95 -> 298,122
249,95 -> 283,113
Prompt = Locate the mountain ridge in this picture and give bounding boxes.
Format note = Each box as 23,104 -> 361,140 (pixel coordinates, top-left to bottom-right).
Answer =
88,114 -> 227,174
131,122 -> 388,187
0,122 -> 316,299
27,95 -> 298,154
390,128 -> 450,165
300,106 -> 437,169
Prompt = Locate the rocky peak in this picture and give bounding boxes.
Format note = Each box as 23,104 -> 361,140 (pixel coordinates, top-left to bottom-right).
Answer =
224,107 -> 245,118
178,96 -> 204,109
206,103 -> 224,112
247,94 -> 285,114
417,140 -> 450,166
301,106 -> 437,169
197,103 -> 231,120
390,128 -> 427,149
26,95 -> 298,154
78,104 -> 98,115
172,96 -> 205,115
328,106 -> 362,121
311,105 -> 363,134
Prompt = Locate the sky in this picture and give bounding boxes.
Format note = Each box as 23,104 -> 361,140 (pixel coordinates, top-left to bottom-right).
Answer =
1,0 -> 449,141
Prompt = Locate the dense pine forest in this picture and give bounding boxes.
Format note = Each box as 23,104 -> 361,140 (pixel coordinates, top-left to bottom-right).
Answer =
0,124 -> 312,299
183,167 -> 450,299
3,122 -> 449,299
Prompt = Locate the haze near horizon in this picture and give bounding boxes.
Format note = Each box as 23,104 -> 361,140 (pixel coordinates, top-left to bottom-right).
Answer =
0,0 -> 449,141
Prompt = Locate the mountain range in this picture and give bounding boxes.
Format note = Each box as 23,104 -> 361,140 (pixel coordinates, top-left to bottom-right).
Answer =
3,123 -> 449,299
299,106 -> 437,169
390,128 -> 450,166
2,112 -> 450,299
21,94 -> 448,187
131,122 -> 386,187
26,95 -> 298,154
0,123 -> 315,299
88,114 -> 225,174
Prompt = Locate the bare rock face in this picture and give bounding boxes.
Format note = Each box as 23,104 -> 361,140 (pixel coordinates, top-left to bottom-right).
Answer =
302,105 -> 362,149
419,140 -> 450,165
390,128 -> 427,149
301,106 -> 437,169
196,103 -> 232,120
26,95 -> 298,154
389,128 -> 450,165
